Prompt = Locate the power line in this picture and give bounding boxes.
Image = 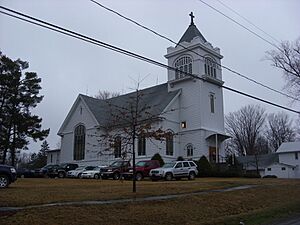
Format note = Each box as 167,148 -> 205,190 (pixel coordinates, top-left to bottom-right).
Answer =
214,0 -> 281,44
89,0 -> 299,102
0,6 -> 299,115
198,0 -> 280,50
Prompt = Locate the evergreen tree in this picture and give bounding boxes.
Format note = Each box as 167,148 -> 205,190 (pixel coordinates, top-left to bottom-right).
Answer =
197,155 -> 213,177
151,153 -> 165,166
0,52 -> 49,166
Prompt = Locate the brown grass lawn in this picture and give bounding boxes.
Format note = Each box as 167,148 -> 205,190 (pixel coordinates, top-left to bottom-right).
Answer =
1,178 -> 300,225
0,177 -> 264,207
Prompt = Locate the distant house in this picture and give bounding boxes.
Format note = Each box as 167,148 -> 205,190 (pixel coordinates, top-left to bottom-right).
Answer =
264,142 -> 300,178
237,154 -> 279,177
46,149 -> 60,165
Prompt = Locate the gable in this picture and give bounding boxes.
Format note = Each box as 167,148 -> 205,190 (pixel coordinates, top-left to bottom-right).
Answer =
57,96 -> 99,135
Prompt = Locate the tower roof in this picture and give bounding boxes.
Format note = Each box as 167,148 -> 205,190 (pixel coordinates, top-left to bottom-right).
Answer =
177,12 -> 207,45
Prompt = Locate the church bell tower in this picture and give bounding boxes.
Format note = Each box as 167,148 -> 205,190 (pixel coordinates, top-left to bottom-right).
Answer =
164,13 -> 227,161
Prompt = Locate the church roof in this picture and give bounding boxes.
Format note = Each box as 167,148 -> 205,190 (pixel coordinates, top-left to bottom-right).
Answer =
178,23 -> 207,45
80,83 -> 180,127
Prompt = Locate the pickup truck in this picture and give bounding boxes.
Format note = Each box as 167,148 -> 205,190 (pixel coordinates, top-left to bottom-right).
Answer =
101,160 -> 131,180
0,164 -> 17,188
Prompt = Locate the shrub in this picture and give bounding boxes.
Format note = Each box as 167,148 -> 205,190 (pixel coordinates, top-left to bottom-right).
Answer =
151,153 -> 164,166
243,173 -> 261,178
196,155 -> 213,177
177,156 -> 184,161
263,175 -> 277,178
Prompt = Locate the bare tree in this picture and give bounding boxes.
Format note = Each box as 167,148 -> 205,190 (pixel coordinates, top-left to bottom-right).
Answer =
94,90 -> 120,100
296,115 -> 300,140
266,38 -> 300,100
266,112 -> 296,151
91,85 -> 176,193
225,105 -> 266,156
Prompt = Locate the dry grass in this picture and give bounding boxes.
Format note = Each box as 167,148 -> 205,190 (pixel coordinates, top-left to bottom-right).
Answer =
0,177 -> 265,207
1,178 -> 300,225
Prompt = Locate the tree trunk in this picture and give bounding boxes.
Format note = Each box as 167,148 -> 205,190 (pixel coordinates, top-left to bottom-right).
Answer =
254,154 -> 259,176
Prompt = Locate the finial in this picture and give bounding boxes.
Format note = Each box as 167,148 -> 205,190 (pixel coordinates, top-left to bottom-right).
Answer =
189,12 -> 195,25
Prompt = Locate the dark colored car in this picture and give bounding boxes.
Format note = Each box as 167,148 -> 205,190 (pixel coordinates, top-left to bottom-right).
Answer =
17,168 -> 36,178
0,164 -> 17,188
123,160 -> 160,181
36,164 -> 60,177
47,163 -> 78,178
101,161 -> 131,180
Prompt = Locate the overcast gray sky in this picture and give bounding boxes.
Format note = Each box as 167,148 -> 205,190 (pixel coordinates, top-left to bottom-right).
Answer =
1,0 -> 299,152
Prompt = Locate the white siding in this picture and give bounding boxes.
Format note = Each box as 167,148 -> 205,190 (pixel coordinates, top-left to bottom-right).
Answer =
265,163 -> 298,179
279,152 -> 300,167
47,151 -> 60,165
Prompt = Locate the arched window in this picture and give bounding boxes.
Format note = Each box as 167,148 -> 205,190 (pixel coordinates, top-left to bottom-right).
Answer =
174,56 -> 192,79
114,136 -> 121,158
186,144 -> 194,157
73,125 -> 85,160
138,135 -> 146,156
204,57 -> 217,78
166,132 -> 174,156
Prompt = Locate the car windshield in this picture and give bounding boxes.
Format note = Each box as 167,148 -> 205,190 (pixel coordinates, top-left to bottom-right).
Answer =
43,165 -> 56,169
110,161 -> 123,167
162,163 -> 175,168
75,167 -> 85,171
85,166 -> 96,170
135,161 -> 147,167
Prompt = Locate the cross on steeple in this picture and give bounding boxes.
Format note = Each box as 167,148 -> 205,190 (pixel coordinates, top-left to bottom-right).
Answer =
189,12 -> 195,25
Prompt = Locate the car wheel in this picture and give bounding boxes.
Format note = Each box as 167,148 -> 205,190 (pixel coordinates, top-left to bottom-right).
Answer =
94,174 -> 100,179
165,173 -> 173,181
58,172 -> 65,178
135,173 -> 143,181
113,172 -> 120,180
0,175 -> 9,188
188,172 -> 195,180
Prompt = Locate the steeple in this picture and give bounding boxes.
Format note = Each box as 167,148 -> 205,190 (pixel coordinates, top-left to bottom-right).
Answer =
177,12 -> 207,44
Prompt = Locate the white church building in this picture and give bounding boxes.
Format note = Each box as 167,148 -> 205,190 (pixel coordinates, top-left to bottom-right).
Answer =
56,14 -> 229,166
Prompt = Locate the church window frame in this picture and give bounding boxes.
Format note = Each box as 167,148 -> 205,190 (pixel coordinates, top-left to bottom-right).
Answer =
204,57 -> 217,78
73,124 -> 86,161
138,135 -> 146,156
166,131 -> 174,156
114,136 -> 122,158
174,56 -> 193,79
209,93 -> 215,114
186,144 -> 194,157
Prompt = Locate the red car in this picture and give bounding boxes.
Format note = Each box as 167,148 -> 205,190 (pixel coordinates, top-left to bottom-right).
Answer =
123,160 -> 160,181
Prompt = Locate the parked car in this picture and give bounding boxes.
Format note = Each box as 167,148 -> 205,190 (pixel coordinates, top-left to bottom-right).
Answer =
36,164 -> 60,177
149,161 -> 198,181
67,166 -> 97,178
0,164 -> 17,188
101,160 -> 131,180
122,160 -> 160,181
81,166 -> 107,179
17,168 -> 36,178
47,163 -> 78,178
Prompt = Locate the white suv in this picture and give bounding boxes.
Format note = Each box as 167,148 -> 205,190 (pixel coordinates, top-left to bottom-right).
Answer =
149,161 -> 198,181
